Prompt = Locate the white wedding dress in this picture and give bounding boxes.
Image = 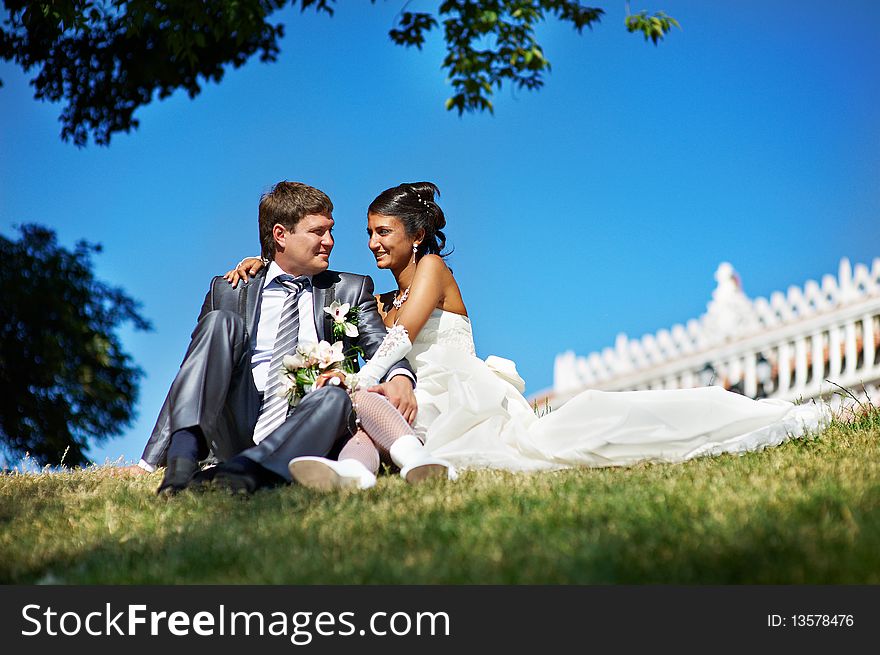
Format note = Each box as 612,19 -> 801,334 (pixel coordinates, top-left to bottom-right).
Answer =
398,309 -> 828,472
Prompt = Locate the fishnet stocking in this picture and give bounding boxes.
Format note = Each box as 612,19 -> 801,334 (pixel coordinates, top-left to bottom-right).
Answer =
336,390 -> 416,474
351,389 -> 414,453
338,428 -> 380,474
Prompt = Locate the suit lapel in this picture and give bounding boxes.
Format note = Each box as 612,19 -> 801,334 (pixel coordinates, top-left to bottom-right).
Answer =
245,270 -> 266,339
312,284 -> 327,341
312,271 -> 341,343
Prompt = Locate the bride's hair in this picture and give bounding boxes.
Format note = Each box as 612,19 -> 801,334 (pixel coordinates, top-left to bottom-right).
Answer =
368,182 -> 450,260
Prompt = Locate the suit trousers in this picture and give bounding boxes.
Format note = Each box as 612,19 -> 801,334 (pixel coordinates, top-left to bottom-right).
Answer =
241,385 -> 355,480
166,310 -> 260,461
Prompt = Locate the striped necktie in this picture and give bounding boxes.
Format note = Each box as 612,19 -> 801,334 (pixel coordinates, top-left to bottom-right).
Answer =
252,274 -> 310,444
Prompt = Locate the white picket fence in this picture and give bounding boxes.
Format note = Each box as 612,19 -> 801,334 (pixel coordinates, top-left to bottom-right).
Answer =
549,258 -> 880,410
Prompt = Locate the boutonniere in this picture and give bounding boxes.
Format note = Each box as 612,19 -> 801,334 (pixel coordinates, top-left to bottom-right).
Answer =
324,300 -> 360,339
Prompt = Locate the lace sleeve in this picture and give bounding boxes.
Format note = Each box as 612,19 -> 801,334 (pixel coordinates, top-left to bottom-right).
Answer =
356,325 -> 412,389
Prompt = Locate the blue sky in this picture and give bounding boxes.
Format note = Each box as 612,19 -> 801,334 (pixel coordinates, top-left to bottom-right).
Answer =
1,1 -> 878,466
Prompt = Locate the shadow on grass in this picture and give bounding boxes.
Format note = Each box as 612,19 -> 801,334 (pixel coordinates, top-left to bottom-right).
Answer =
8,474 -> 879,585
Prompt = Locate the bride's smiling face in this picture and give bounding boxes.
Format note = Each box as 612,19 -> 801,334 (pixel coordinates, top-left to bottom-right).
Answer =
367,212 -> 416,270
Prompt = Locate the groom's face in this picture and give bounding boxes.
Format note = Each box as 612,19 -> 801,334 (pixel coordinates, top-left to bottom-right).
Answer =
274,212 -> 334,276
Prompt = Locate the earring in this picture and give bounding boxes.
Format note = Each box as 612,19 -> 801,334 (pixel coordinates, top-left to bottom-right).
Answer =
412,242 -> 419,264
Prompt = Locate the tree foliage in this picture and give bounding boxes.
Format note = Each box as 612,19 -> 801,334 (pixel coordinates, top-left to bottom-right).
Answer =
0,1 -> 679,145
0,224 -> 152,466
625,5 -> 680,45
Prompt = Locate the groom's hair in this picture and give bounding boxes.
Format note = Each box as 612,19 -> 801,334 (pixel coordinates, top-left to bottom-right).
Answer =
259,181 -> 334,260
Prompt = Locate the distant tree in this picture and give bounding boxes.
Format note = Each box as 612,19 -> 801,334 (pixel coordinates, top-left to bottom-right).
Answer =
0,1 -> 679,146
0,224 -> 152,467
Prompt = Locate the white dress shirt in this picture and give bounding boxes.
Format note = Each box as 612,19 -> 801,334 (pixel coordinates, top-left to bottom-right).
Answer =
250,261 -> 318,393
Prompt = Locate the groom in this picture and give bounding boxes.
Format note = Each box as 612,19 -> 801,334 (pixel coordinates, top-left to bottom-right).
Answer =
138,181 -> 417,494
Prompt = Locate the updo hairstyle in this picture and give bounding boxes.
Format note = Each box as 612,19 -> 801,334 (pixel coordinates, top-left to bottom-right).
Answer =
368,182 -> 450,260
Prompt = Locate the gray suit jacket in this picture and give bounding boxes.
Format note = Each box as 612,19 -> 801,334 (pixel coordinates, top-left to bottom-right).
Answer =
139,268 -> 413,467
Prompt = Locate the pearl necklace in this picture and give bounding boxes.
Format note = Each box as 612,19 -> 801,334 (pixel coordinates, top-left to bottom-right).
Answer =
392,287 -> 410,309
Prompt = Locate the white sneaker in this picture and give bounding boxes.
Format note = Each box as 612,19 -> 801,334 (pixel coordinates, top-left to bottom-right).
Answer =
400,458 -> 458,485
390,435 -> 457,484
288,457 -> 377,491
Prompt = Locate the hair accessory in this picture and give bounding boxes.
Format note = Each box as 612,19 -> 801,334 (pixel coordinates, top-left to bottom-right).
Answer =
414,193 -> 430,208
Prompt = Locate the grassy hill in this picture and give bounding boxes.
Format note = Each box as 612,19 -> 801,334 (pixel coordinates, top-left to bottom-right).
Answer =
2,407 -> 878,584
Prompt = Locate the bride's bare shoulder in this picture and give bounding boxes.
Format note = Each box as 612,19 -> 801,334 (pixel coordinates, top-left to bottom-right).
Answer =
418,254 -> 466,314
416,254 -> 452,278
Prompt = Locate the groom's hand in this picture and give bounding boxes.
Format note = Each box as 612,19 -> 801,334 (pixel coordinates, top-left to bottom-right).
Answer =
369,376 -> 418,425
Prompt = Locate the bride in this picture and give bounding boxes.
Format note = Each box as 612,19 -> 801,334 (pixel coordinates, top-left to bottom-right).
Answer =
228,182 -> 828,473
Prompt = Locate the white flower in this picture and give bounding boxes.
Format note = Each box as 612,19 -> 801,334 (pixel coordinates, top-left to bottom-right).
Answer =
324,300 -> 351,322
344,372 -> 360,390
296,341 -> 320,367
324,300 -> 359,337
277,371 -> 295,397
282,352 -> 307,371
314,340 -> 345,369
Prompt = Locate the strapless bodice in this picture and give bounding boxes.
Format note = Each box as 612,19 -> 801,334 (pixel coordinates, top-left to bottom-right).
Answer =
409,308 -> 476,357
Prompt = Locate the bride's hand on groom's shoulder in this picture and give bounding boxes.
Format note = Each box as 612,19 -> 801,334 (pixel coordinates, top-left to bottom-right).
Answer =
369,376 -> 418,425
223,256 -> 264,288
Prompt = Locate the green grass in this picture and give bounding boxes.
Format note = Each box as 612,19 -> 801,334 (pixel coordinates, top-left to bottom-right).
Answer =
2,408 -> 878,584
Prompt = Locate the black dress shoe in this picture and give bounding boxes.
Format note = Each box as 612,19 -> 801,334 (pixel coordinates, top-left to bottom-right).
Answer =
212,456 -> 286,495
186,465 -> 218,490
156,457 -> 199,496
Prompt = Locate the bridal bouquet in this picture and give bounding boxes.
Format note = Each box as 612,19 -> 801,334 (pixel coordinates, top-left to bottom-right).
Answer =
278,340 -> 360,406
